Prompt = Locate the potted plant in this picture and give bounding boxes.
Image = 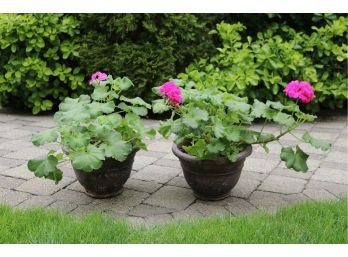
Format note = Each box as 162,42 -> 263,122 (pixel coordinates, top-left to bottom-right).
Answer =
27,72 -> 155,198
153,80 -> 331,200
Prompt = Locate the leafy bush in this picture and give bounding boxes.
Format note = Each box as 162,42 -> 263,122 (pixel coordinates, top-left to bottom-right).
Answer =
78,14 -> 217,101
0,14 -> 84,114
178,16 -> 348,112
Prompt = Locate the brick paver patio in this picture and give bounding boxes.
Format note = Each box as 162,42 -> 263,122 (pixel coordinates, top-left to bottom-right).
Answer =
0,112 -> 347,225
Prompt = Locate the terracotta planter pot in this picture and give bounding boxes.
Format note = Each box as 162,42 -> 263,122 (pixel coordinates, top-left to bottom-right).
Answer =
63,147 -> 137,198
172,143 -> 252,201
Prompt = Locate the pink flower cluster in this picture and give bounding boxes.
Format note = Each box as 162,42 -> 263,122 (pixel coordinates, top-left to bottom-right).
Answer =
90,71 -> 108,84
284,80 -> 315,104
159,81 -> 183,105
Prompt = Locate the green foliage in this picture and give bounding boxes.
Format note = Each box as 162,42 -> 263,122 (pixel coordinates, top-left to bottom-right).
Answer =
280,146 -> 309,172
0,14 -> 85,114
155,83 -> 330,172
28,75 -> 155,183
302,132 -> 331,151
27,155 -> 63,183
78,14 -> 217,101
179,16 -> 348,112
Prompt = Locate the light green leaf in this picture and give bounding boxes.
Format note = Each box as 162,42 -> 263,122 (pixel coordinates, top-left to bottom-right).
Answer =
89,101 -> 115,116
225,128 -> 241,142
182,107 -> 208,129
302,132 -> 331,151
207,140 -> 225,154
91,85 -> 110,101
120,96 -> 151,109
70,145 -> 105,172
32,128 -> 58,146
225,101 -> 251,113
118,77 -> 134,91
100,131 -> 132,161
182,139 -> 206,159
159,120 -> 173,138
118,102 -> 148,116
251,99 -> 274,119
212,117 -> 225,138
54,96 -> 91,123
152,99 -> 171,113
273,112 -> 296,128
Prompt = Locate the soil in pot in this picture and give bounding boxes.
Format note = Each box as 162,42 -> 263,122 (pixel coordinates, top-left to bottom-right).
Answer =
172,143 -> 252,201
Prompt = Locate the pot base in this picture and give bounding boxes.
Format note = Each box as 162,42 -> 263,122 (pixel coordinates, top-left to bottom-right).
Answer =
194,191 -> 231,201
85,188 -> 124,199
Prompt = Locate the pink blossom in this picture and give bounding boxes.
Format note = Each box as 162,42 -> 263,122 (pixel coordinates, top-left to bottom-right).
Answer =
284,80 -> 315,104
159,81 -> 183,105
90,71 -> 108,83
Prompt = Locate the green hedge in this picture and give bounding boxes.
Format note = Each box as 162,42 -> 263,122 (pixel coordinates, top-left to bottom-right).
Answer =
0,14 -> 346,114
178,16 -> 348,112
78,14 -> 220,101
0,14 -> 85,114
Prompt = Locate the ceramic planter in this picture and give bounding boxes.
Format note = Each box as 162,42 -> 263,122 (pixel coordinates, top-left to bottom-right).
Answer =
172,143 -> 252,201
63,147 -> 137,198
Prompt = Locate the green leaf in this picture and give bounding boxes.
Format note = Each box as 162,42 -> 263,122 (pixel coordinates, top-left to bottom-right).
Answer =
225,101 -> 251,113
152,99 -> 171,113
225,146 -> 241,162
296,112 -> 317,122
240,130 -> 258,144
28,155 -> 62,183
211,117 -> 225,138
68,133 -> 90,149
273,112 -> 296,128
280,146 -> 309,172
182,108 -> 208,129
100,131 -> 132,161
32,128 -> 58,146
89,101 -> 115,116
206,140 -> 225,154
251,99 -> 274,119
159,120 -> 173,138
70,145 -> 105,172
302,132 -> 331,151
130,106 -> 148,116
118,102 -> 148,116
91,85 -> 110,101
54,96 -> 91,123
120,96 -> 151,109
182,139 -> 206,159
118,77 -> 134,91
225,127 -> 241,142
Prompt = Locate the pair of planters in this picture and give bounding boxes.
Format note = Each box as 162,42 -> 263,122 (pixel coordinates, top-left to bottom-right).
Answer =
73,143 -> 252,201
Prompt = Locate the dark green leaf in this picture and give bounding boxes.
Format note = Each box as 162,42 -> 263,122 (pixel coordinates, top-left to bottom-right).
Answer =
280,146 -> 309,172
28,155 -> 62,183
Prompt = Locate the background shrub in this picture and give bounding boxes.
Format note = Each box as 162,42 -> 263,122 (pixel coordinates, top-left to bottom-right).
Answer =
0,14 -> 84,114
78,14 -> 219,101
0,14 -> 346,114
178,16 -> 348,112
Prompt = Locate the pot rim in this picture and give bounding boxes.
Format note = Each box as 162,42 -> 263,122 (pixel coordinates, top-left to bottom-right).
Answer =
172,141 -> 252,164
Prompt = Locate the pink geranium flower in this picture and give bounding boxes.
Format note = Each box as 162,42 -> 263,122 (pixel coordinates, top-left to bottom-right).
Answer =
159,81 -> 183,105
90,71 -> 108,84
284,80 -> 315,104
